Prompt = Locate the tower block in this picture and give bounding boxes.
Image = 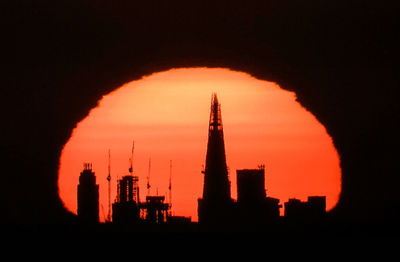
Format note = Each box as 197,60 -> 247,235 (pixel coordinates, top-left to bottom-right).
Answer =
77,163 -> 99,223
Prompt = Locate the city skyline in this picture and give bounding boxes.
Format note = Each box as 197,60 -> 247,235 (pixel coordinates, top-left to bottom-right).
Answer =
59,68 -> 341,222
6,0 -> 398,234
76,92 -> 328,226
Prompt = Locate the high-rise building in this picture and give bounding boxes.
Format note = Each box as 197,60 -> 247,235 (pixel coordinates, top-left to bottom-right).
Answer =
237,167 -> 266,203
198,93 -> 234,224
236,166 -> 281,224
77,163 -> 99,223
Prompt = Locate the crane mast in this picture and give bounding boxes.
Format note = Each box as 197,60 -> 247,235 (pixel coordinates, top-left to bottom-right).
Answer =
106,149 -> 111,222
147,157 -> 151,195
129,140 -> 134,175
169,160 -> 172,213
127,140 -> 140,203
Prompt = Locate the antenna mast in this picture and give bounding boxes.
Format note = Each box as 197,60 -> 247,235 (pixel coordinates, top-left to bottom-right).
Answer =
106,149 -> 111,222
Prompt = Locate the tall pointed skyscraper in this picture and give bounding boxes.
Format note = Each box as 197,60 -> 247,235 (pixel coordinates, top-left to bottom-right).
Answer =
198,93 -> 233,224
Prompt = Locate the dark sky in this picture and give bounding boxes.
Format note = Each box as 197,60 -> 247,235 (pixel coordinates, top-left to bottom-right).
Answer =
3,0 -> 400,226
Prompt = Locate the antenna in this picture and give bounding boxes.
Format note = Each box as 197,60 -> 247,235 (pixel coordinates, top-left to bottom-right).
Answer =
147,157 -> 151,196
106,149 -> 111,222
129,140 -> 134,175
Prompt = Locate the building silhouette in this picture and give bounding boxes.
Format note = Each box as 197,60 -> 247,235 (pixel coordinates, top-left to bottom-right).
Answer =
235,167 -> 281,224
74,93 -> 328,231
112,173 -> 174,225
284,196 -> 326,219
141,196 -> 169,223
198,93 -> 234,224
77,163 -> 99,223
237,167 -> 266,202
112,175 -> 140,224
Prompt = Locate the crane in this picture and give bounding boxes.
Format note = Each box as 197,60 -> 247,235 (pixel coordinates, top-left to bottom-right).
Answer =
169,159 -> 172,213
106,149 -> 111,222
147,157 -> 151,195
128,140 -> 140,202
129,140 -> 134,175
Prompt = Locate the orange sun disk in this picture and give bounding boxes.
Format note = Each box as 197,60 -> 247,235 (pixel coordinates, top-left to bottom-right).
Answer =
58,67 -> 341,222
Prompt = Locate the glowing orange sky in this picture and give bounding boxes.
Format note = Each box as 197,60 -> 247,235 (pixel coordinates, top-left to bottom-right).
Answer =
58,67 -> 341,222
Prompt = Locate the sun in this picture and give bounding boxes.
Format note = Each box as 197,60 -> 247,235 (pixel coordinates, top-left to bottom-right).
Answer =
58,67 -> 341,222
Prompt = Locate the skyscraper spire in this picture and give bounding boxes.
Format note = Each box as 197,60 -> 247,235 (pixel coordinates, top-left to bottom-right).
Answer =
203,93 -> 231,201
198,93 -> 233,224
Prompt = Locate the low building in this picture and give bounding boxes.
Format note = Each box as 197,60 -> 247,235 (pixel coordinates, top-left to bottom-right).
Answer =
284,196 -> 326,219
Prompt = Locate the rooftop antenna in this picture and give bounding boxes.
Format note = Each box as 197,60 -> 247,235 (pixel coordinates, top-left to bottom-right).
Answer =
106,149 -> 111,222
147,157 -> 151,196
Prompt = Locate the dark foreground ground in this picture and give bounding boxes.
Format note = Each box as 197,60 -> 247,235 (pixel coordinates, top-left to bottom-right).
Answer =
8,216 -> 400,235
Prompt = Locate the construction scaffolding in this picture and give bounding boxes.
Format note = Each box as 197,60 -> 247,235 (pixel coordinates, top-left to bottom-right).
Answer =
139,196 -> 170,223
112,175 -> 140,224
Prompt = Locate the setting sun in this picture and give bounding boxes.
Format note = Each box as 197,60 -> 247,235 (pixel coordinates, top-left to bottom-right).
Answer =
58,67 -> 341,222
